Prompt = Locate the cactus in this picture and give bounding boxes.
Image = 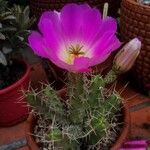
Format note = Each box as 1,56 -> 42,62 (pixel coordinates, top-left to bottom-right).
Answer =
26,69 -> 123,149
26,85 -> 68,126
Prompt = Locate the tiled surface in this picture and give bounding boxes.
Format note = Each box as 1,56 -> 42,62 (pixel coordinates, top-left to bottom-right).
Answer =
0,67 -> 150,149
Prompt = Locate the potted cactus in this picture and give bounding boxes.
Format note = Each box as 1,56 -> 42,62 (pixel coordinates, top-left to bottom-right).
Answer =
26,4 -> 141,149
0,1 -> 35,126
26,38 -> 141,150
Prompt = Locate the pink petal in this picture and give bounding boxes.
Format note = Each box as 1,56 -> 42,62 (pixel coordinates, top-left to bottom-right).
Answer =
91,17 -> 118,46
60,4 -> 90,42
38,11 -> 62,38
89,33 -> 121,66
81,8 -> 102,44
38,11 -> 60,34
99,17 -> 117,35
78,3 -> 91,11
28,31 -> 48,58
73,57 -> 91,72
93,32 -> 121,55
49,56 -> 72,71
45,50 -> 74,72
38,11 -> 62,51
90,54 -> 111,67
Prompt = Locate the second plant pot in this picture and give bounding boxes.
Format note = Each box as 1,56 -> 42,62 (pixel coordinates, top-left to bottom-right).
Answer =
0,60 -> 30,126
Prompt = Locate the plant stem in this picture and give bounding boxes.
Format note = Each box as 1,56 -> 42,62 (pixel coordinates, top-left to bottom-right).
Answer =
104,69 -> 118,84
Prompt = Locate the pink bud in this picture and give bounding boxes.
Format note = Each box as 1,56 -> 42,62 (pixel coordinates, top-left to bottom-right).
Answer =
113,38 -> 141,73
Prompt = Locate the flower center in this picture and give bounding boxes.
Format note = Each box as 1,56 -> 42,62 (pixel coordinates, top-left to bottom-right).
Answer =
65,44 -> 85,64
59,43 -> 92,65
68,44 -> 85,56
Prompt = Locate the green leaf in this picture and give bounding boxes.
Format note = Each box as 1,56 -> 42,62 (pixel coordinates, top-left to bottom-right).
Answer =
2,45 -> 13,54
0,51 -> 7,66
0,27 -> 17,32
3,15 -> 15,20
0,32 -> 5,40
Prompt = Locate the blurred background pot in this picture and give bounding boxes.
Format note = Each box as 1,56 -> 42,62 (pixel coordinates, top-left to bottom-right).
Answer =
120,0 -> 150,94
0,60 -> 30,126
29,0 -> 121,20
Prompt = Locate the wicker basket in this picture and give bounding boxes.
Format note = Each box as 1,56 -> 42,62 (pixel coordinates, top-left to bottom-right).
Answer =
30,0 -> 121,20
120,0 -> 150,93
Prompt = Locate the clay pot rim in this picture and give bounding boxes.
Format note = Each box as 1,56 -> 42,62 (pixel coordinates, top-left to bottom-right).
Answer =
26,88 -> 130,149
0,60 -> 30,95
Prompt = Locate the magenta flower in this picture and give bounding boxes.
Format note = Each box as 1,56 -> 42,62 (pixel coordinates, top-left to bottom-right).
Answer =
28,4 -> 121,72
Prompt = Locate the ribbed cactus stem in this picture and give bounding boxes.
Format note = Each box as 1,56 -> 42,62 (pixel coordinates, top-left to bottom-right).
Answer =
67,72 -> 85,124
67,72 -> 84,98
26,72 -> 122,149
104,69 -> 118,84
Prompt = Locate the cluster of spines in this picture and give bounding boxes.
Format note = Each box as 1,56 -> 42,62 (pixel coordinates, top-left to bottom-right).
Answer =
26,71 -> 122,149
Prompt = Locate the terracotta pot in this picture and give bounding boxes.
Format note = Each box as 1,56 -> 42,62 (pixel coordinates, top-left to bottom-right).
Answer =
26,88 -> 130,150
120,0 -> 150,93
0,60 -> 30,126
26,114 -> 39,150
111,104 -> 130,150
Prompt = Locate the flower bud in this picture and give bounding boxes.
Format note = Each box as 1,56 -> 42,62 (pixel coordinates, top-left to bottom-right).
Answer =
113,38 -> 141,73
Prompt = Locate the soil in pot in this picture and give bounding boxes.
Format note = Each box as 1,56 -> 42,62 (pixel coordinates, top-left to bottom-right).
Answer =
0,60 -> 26,89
